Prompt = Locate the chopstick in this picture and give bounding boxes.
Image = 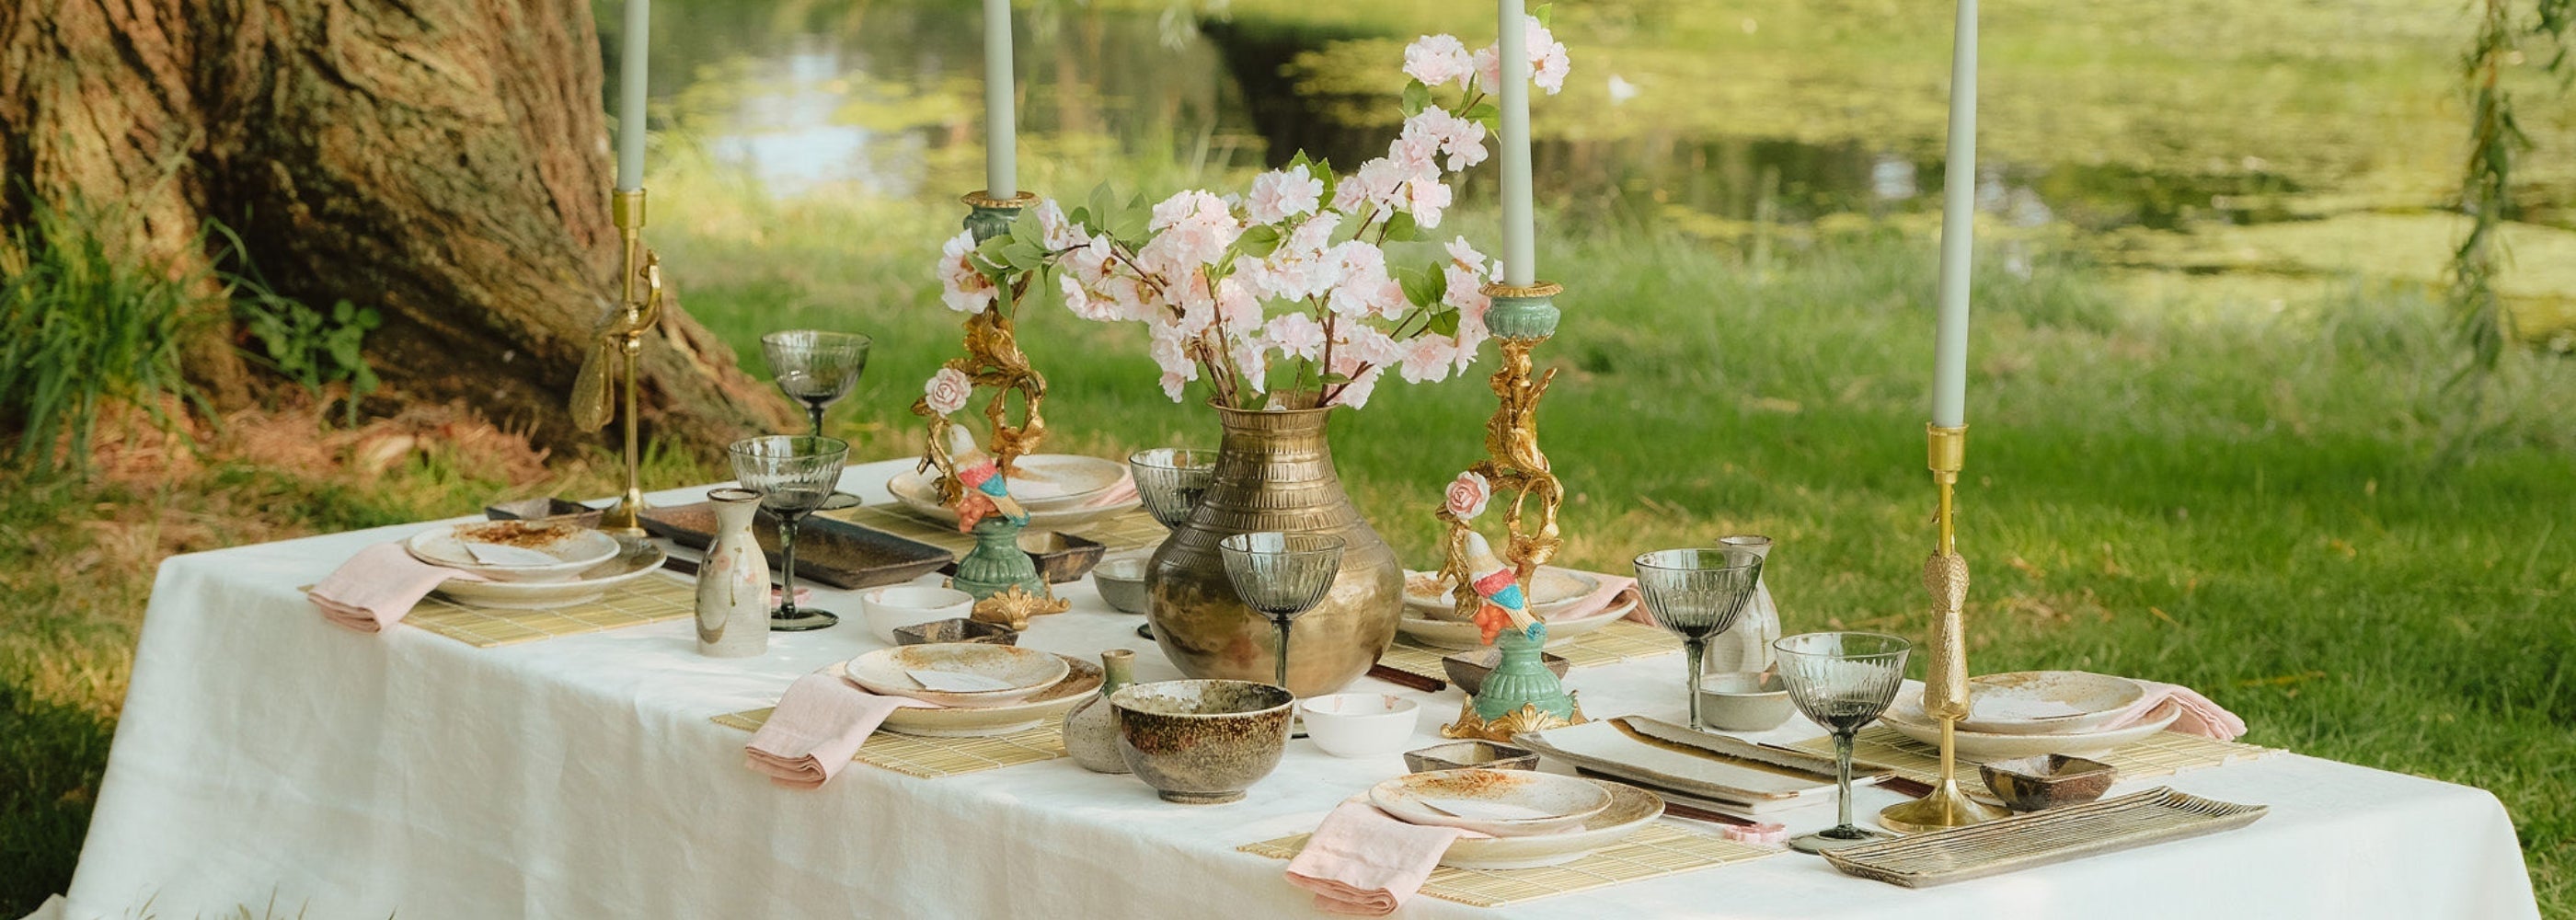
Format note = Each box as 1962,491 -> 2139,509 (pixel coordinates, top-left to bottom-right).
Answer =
1570,768 -> 1760,827
661,556 -> 701,576
1367,663 -> 1447,692
1878,776 -> 1936,799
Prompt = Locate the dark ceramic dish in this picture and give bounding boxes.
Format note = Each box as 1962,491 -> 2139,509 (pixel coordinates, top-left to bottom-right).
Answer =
1403,740 -> 1542,774
893,617 -> 1019,646
1979,754 -> 2119,812
640,502 -> 949,590
1440,648 -> 1571,697
484,497 -> 604,530
1110,680 -> 1295,804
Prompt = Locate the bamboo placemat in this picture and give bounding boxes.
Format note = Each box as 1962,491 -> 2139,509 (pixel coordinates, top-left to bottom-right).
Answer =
1788,725 -> 2276,799
710,707 -> 1066,779
829,504 -> 1167,558
400,572 -> 696,648
1239,821 -> 1777,907
1375,620 -> 1683,685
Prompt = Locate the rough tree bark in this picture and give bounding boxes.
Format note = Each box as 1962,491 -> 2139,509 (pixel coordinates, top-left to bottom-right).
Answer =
0,0 -> 797,454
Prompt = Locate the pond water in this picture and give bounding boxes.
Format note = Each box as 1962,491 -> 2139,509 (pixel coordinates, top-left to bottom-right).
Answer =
615,0 -> 2576,329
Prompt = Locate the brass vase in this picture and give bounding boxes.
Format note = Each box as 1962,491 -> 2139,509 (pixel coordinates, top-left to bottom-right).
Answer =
1146,404 -> 1403,696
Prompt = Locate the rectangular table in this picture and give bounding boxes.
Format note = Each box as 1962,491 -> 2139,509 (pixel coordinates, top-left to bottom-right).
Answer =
59,459 -> 2542,919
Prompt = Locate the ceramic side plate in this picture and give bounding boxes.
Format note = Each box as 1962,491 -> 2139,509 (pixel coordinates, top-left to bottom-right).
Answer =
1402,567 -> 1604,621
833,656 -> 1103,738
1952,672 -> 2148,735
407,521 -> 623,582
1881,697 -> 2181,761
1393,595 -> 1635,650
845,644 -> 1071,708
1437,779 -> 1664,869
429,544 -> 669,610
1369,768 -> 1613,837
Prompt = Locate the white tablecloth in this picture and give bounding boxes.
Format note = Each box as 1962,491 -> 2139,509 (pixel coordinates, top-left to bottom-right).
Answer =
62,460 -> 2540,919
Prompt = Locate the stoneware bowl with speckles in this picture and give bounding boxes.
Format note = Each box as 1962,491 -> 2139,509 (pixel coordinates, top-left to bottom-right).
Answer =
1110,679 -> 1295,804
1979,753 -> 2119,812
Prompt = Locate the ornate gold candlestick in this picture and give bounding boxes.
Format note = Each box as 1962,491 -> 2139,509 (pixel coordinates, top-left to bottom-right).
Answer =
1878,423 -> 2009,833
575,188 -> 663,541
1438,281 -> 1586,742
917,190 -> 1064,617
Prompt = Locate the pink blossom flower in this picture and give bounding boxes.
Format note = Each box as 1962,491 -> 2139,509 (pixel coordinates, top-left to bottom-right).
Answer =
1404,176 -> 1455,228
1159,371 -> 1193,402
937,230 -> 996,314
1327,243 -> 1409,320
1214,275 -> 1263,332
1032,200 -> 1087,249
1397,336 -> 1456,383
1150,190 -> 1230,231
1403,34 -> 1475,89
1246,165 -> 1323,224
1476,17 -> 1570,95
1229,333 -> 1271,394
1263,312 -> 1327,361
1444,471 -> 1491,520
1328,365 -> 1385,409
923,367 -> 972,416
1402,109 -> 1489,173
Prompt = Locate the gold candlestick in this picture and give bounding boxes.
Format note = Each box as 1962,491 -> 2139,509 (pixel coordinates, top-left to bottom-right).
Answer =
575,189 -> 662,541
1878,423 -> 2010,833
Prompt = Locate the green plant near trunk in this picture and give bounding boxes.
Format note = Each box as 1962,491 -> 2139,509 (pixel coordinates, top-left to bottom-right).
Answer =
0,200 -> 208,474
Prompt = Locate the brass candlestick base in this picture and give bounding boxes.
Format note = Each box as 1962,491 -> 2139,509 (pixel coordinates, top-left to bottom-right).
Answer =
575,188 -> 662,542
1438,281 -> 1587,739
1880,424 -> 2009,833
917,189 -> 1063,609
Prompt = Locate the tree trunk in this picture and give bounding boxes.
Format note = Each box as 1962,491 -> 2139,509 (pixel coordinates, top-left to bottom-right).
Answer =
0,0 -> 796,454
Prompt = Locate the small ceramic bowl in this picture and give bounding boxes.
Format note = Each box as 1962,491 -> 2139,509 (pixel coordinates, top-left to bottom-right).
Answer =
1404,740 -> 1541,774
1979,753 -> 2119,812
1019,531 -> 1107,583
1298,693 -> 1420,759
1110,680 -> 1295,804
1696,671 -> 1796,731
861,585 -> 977,643
1092,557 -> 1150,615
1441,648 -> 1572,697
893,617 -> 1018,646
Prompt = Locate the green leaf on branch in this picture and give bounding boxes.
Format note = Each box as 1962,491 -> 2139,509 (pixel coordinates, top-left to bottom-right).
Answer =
1002,242 -> 1043,268
1391,309 -> 1433,339
1460,102 -> 1501,131
1428,308 -> 1461,338
1384,211 -> 1426,242
1089,183 -> 1121,232
1318,371 -> 1352,385
1402,79 -> 1432,117
1238,224 -> 1282,258
1397,266 -> 1436,307
1535,3 -> 1554,28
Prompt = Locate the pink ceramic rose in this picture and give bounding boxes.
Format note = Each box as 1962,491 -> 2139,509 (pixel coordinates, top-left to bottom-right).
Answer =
924,367 -> 972,416
1445,471 -> 1491,520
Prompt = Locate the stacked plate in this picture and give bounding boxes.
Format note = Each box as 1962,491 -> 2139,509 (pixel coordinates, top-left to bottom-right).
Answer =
1395,568 -> 1632,650
1880,672 -> 2176,760
1367,769 -> 1663,869
1512,717 -> 1864,818
411,521 -> 669,610
885,454 -> 1140,529
836,645 -> 1100,738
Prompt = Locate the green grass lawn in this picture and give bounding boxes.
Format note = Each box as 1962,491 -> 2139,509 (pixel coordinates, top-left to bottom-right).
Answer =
4,199 -> 2569,912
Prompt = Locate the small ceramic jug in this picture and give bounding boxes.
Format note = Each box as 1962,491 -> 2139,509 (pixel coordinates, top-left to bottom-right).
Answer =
696,488 -> 771,658
1062,649 -> 1136,773
1702,535 -> 1781,676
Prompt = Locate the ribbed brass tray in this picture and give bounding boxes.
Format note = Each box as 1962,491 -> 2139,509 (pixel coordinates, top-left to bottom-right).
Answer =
1823,787 -> 2267,887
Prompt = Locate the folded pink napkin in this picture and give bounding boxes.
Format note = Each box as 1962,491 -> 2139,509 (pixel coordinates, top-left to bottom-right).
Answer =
1537,572 -> 1638,625
744,673 -> 938,789
307,543 -> 488,632
1285,801 -> 1478,916
2107,679 -> 2248,742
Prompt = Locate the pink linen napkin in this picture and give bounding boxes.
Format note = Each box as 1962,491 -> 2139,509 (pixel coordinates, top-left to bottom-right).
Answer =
1535,572 -> 1639,625
744,673 -> 938,789
1284,800 -> 1479,916
1083,471 -> 1140,509
307,543 -> 489,632
2105,678 -> 2248,741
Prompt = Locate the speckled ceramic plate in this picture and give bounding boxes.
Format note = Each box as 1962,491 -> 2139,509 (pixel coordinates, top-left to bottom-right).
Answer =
1882,696 -> 2181,761
885,471 -> 1139,530
1952,672 -> 2148,735
1437,779 -> 1664,869
829,655 -> 1104,738
406,521 -> 622,582
428,544 -> 668,610
1402,567 -> 1604,622
1393,595 -> 1635,650
845,644 -> 1071,708
1371,768 -> 1614,837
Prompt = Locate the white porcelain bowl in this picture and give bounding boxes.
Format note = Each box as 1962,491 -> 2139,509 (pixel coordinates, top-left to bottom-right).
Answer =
861,585 -> 977,643
1298,693 -> 1420,759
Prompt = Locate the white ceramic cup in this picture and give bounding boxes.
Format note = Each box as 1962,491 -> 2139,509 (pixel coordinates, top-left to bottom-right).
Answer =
861,584 -> 976,643
1297,693 -> 1420,759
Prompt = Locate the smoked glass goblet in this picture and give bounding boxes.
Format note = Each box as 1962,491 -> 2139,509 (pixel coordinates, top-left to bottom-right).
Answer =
1774,631 -> 1913,854
1128,447 -> 1218,529
729,434 -> 850,632
1217,532 -> 1345,693
1632,547 -> 1766,731
760,330 -> 869,510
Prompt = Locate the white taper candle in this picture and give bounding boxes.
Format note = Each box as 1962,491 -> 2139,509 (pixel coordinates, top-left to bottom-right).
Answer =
1930,0 -> 1978,428
1496,0 -> 1536,286
615,0 -> 650,192
983,0 -> 1017,199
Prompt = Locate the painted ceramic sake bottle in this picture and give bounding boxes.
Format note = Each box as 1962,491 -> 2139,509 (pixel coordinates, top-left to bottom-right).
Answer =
696,488 -> 771,657
1702,535 -> 1781,675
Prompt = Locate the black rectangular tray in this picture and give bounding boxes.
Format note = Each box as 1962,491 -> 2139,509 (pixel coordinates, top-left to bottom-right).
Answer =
639,501 -> 949,591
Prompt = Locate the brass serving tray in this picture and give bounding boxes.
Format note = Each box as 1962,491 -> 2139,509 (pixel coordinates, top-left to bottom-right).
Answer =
1823,787 -> 2267,888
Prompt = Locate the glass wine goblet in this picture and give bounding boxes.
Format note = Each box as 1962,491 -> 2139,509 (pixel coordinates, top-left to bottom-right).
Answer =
760,330 -> 870,511
1773,631 -> 1914,854
1632,546 -> 1767,732
1127,447 -> 1218,530
1216,532 -> 1345,693
728,434 -> 850,632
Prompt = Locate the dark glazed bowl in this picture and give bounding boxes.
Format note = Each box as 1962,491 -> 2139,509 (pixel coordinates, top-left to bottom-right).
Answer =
1403,740 -> 1541,774
892,617 -> 1019,646
1440,648 -> 1571,697
1110,679 -> 1295,804
1979,754 -> 2119,812
1021,531 -> 1107,584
